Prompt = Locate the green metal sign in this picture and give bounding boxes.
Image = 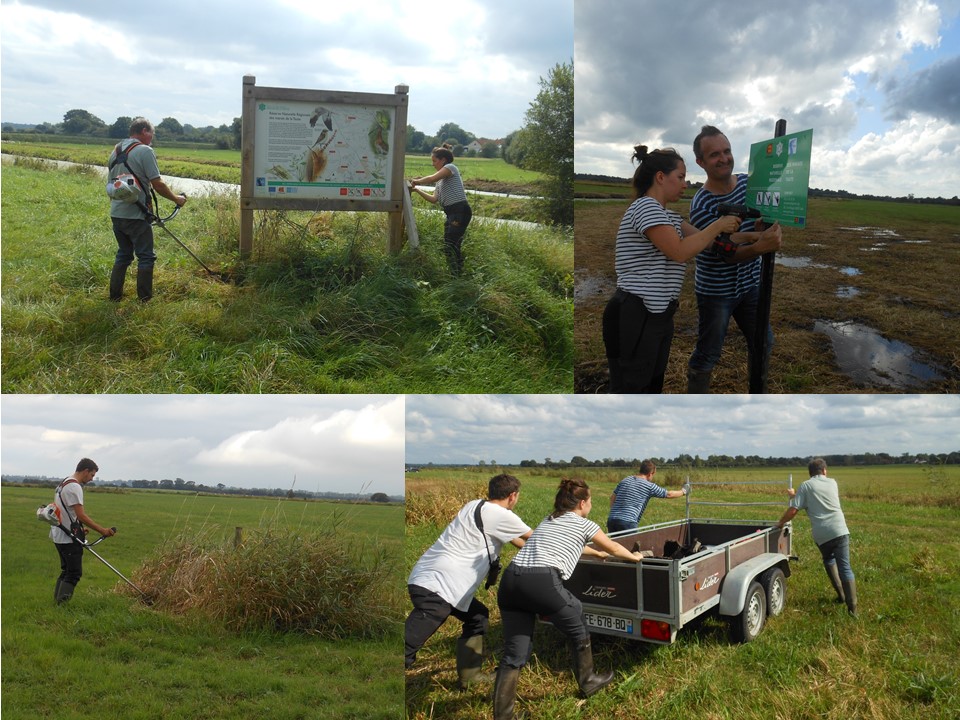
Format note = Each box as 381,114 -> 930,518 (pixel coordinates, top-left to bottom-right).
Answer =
745,128 -> 813,227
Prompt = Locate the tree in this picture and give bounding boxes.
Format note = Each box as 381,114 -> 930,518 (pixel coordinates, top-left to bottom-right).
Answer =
435,122 -> 474,146
157,116 -> 184,137
518,61 -> 573,226
370,492 -> 390,503
62,108 -> 107,136
109,116 -> 133,138
406,125 -> 426,153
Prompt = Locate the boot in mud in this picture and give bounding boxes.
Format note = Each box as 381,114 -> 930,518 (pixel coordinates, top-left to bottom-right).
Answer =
841,579 -> 858,617
136,266 -> 154,302
456,635 -> 492,690
109,262 -> 129,301
572,639 -> 614,698
825,563 -> 845,603
686,368 -> 713,394
493,665 -> 520,720
56,581 -> 76,604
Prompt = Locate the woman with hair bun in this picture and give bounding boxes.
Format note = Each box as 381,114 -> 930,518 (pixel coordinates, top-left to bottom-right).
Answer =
602,145 -> 742,393
492,478 -> 642,719
409,143 -> 473,275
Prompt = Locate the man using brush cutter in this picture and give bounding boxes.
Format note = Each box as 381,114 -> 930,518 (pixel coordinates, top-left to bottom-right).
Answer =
49,458 -> 115,604
107,117 -> 187,301
406,473 -> 532,690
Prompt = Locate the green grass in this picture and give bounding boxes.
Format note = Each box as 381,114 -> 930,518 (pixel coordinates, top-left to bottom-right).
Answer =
1,486 -> 404,720
1,162 -> 573,392
405,465 -> 960,719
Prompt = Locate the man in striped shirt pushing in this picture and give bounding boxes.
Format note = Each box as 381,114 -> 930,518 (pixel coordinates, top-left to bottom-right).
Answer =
607,459 -> 687,533
686,126 -> 783,393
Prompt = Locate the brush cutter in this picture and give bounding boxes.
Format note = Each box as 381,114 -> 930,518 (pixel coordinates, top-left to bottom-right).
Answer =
72,528 -> 154,602
153,199 -> 232,283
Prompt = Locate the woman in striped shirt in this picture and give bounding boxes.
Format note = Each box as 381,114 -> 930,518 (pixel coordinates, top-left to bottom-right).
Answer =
601,145 -> 741,393
493,478 -> 642,719
410,143 -> 473,275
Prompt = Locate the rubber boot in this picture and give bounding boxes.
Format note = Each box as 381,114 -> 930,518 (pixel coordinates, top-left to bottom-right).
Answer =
136,266 -> 154,302
686,368 -> 712,394
493,665 -> 520,720
109,263 -> 129,301
825,563 -> 845,603
841,579 -> 858,617
572,639 -> 614,698
54,578 -> 63,603
56,580 -> 76,604
456,635 -> 492,690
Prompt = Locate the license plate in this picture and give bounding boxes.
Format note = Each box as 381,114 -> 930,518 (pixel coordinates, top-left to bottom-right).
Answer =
584,612 -> 633,634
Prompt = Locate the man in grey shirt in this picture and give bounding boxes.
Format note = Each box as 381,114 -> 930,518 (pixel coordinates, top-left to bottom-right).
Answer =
777,458 -> 857,616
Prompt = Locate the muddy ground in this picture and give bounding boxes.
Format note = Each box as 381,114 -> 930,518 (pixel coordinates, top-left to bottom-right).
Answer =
575,198 -> 960,393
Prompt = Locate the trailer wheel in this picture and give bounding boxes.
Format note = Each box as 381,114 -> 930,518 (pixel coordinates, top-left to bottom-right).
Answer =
730,580 -> 766,643
760,567 -> 787,617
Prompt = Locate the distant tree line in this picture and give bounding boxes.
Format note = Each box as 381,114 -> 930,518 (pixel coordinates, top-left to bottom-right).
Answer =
574,173 -> 959,206
517,451 -> 960,469
1,474 -> 401,502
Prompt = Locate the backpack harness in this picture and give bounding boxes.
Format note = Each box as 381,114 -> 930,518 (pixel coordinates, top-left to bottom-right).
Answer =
108,140 -> 158,220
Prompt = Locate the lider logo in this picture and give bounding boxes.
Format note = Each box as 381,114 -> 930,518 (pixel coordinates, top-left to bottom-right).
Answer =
582,585 -> 618,599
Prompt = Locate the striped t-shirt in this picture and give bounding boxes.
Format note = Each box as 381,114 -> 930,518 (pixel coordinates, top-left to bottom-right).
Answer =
689,173 -> 759,297
511,512 -> 601,580
436,163 -> 468,208
614,196 -> 686,313
607,475 -> 668,525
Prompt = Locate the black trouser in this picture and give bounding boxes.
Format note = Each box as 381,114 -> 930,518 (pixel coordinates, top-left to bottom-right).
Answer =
405,584 -> 489,668
602,289 -> 678,393
497,565 -> 588,669
442,201 -> 472,274
56,541 -> 84,586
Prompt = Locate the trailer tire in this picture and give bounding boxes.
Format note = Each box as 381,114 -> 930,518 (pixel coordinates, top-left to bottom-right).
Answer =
730,581 -> 766,643
760,567 -> 787,617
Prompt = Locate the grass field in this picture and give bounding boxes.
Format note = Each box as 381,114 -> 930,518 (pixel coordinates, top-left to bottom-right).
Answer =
575,194 -> 960,393
1,160 -> 572,393
405,464 -> 960,720
1,486 -> 405,720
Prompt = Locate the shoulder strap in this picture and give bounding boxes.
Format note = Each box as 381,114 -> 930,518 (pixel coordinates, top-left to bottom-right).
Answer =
55,478 -> 83,543
473,500 -> 495,567
109,140 -> 157,220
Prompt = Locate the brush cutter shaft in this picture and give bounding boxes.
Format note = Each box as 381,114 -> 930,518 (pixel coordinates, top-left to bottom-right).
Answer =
83,544 -> 145,595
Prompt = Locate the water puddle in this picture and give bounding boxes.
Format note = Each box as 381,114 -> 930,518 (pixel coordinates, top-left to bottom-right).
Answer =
574,270 -> 616,303
839,267 -> 861,276
775,256 -> 828,269
839,226 -> 901,238
836,286 -> 860,298
813,319 -> 945,389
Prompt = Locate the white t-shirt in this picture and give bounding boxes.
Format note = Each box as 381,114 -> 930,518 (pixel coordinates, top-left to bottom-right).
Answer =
408,499 -> 531,611
50,480 -> 83,544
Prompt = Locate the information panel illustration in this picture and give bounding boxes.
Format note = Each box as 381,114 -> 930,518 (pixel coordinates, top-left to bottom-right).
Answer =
252,100 -> 396,200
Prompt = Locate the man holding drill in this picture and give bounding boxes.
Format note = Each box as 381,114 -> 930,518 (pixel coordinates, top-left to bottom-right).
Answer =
686,125 -> 783,393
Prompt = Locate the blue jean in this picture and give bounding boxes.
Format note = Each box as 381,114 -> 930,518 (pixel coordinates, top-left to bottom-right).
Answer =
111,217 -> 156,268
688,288 -> 772,373
818,534 -> 854,581
606,518 -> 636,534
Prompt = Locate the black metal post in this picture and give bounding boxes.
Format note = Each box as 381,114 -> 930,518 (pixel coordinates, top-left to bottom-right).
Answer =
749,118 -> 787,394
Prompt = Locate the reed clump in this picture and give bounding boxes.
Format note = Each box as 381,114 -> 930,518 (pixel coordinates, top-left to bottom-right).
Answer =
405,479 -> 487,526
128,524 -> 402,640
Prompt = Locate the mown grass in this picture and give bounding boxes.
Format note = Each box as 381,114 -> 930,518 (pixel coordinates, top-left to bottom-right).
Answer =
1,162 -> 573,393
405,465 -> 960,720
2,486 -> 405,720
574,196 -> 960,393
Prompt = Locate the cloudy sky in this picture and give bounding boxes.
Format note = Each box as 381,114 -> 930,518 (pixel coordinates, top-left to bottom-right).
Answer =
1,395 -> 404,494
406,394 -> 960,464
575,0 -> 960,198
0,0 -> 573,140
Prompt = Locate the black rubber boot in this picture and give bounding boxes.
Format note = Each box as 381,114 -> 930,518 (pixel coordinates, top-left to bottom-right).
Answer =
572,639 -> 614,698
109,262 -> 129,301
456,635 -> 493,690
686,368 -> 713,394
136,266 -> 154,302
56,580 -> 77,604
493,665 -> 520,720
825,563 -> 845,603
841,579 -> 858,617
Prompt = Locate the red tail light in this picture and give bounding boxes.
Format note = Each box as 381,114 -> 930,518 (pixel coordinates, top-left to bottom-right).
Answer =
640,619 -> 672,642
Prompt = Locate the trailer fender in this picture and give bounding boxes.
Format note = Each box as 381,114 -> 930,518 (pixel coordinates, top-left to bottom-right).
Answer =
719,553 -> 790,617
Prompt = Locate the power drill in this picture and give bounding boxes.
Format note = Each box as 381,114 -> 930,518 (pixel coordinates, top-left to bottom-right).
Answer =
715,203 -> 763,249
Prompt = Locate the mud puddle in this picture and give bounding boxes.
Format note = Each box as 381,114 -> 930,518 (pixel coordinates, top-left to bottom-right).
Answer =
575,270 -> 616,303
813,319 -> 945,389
